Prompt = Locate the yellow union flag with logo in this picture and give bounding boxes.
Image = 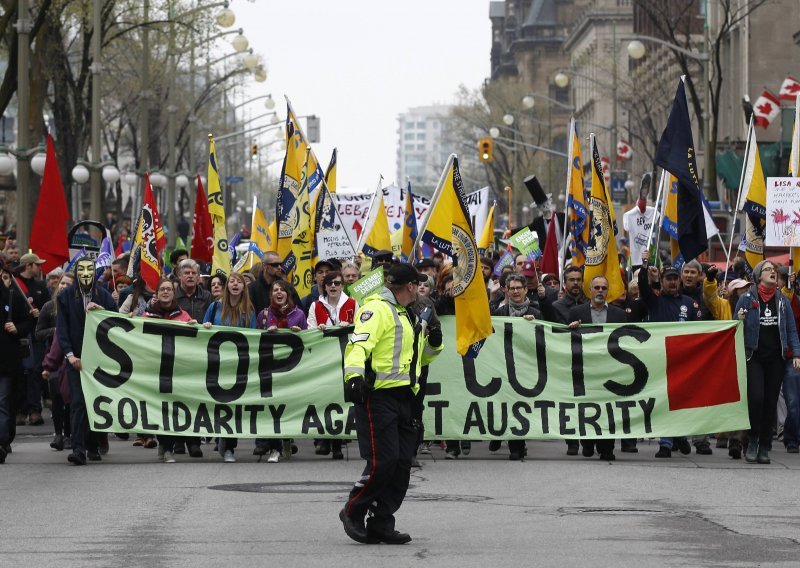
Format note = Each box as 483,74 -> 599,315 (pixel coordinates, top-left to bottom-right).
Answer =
417,155 -> 492,356
583,135 -> 624,302
207,134 -> 230,276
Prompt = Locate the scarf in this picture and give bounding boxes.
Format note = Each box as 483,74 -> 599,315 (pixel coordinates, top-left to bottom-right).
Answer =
757,284 -> 776,304
270,300 -> 293,329
508,298 -> 531,318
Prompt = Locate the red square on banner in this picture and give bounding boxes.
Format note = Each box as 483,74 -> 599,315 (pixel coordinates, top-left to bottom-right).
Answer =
665,329 -> 740,411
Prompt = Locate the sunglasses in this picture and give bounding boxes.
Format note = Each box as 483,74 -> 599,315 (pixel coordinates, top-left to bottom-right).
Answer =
265,262 -> 282,267
326,280 -> 343,287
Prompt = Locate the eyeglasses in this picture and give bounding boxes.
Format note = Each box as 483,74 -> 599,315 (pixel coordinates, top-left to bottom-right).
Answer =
158,287 -> 174,292
326,280 -> 343,287
507,286 -> 526,291
592,286 -> 608,291
761,267 -> 775,273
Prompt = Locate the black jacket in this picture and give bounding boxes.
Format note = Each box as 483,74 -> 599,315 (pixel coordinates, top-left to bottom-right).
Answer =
491,302 -> 542,319
57,284 -> 117,358
0,284 -> 35,375
175,285 -> 212,322
568,303 -> 627,324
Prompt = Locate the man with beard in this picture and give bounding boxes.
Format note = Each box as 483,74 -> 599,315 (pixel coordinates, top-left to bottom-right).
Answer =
57,257 -> 117,465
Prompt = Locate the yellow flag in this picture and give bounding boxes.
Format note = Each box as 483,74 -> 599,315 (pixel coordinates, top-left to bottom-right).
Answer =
790,94 -> 800,268
249,197 -> 272,257
583,135 -> 624,302
359,189 -> 392,259
277,99 -> 322,262
477,202 -> 495,250
325,148 -> 337,193
207,134 -> 230,276
417,155 -> 492,357
661,173 -> 682,265
566,119 -> 589,266
739,119 -> 766,272
288,149 -> 314,296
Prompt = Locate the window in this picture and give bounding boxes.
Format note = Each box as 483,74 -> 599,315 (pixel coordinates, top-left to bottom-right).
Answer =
404,133 -> 414,140
404,144 -> 414,151
416,133 -> 426,140
416,121 -> 426,129
417,144 -> 426,151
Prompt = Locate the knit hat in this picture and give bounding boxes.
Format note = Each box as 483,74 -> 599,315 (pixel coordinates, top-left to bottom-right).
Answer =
752,260 -> 772,282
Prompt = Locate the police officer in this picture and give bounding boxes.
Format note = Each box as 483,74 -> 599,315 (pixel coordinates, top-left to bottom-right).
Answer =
339,263 -> 442,545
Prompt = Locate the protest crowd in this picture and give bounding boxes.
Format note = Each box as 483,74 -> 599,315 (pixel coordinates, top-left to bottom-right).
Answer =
2,82 -> 800,477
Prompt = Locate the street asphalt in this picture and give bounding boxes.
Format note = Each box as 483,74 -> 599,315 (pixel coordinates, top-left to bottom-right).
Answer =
2,421 -> 799,568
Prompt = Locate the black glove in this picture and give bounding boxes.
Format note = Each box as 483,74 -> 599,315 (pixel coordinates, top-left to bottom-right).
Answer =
427,325 -> 443,348
345,376 -> 372,404
706,266 -> 719,282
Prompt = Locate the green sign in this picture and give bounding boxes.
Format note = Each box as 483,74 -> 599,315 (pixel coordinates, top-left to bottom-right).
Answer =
509,227 -> 540,258
346,266 -> 383,304
80,312 -> 749,439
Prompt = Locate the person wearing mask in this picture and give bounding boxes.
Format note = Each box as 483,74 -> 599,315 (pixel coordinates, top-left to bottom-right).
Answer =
0,260 -> 35,463
37,272 -> 75,451
307,271 -> 357,460
202,271 -> 257,463
57,257 -> 117,465
142,278 -> 196,463
639,261 -> 701,458
735,260 -> 800,464
339,264 -> 442,545
567,275 -> 627,461
255,280 -> 307,462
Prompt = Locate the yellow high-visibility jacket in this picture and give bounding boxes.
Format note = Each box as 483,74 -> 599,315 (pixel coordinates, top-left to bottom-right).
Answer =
344,288 -> 443,394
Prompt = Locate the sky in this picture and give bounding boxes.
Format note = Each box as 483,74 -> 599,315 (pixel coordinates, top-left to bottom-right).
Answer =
231,0 -> 491,193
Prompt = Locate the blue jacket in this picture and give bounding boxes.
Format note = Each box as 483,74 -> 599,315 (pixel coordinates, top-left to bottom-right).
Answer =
638,269 -> 701,323
735,287 -> 800,359
56,284 -> 117,358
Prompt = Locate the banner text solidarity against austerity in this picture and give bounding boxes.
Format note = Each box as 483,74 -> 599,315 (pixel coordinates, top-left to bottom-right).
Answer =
80,311 -> 749,439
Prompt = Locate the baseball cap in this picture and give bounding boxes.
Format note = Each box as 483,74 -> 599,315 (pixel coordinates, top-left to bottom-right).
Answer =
314,259 -> 336,271
726,278 -> 750,295
385,263 -> 423,285
416,258 -> 436,270
19,253 -> 46,266
373,250 -> 394,262
661,266 -> 680,278
520,261 -> 537,278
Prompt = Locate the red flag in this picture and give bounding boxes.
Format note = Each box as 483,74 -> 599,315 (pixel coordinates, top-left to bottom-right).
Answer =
138,174 -> 165,289
539,215 -> 560,276
616,139 -> 632,161
190,175 -> 213,262
28,135 -> 70,273
753,90 -> 781,127
779,75 -> 800,101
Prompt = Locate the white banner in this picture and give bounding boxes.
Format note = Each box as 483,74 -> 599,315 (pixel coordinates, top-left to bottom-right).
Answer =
765,177 -> 800,247
335,185 -> 489,252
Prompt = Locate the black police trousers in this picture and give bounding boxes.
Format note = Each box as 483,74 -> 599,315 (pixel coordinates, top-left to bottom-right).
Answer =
345,386 -> 416,533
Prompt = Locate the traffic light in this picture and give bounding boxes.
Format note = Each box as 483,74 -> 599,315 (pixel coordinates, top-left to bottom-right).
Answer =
306,115 -> 320,143
250,143 -> 258,160
478,137 -> 493,163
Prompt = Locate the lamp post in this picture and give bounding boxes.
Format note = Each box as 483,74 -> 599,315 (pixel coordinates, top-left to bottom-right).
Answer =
626,35 -> 711,194
14,0 -> 33,250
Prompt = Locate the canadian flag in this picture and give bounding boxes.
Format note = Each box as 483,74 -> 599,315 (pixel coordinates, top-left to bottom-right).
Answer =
753,90 -> 781,128
779,75 -> 800,101
616,139 -> 633,160
600,155 -> 611,187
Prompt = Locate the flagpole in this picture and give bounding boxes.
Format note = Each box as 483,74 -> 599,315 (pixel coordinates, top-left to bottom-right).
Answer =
559,118 -> 576,289
723,117 -> 755,283
644,169 -> 666,262
412,154 -> 455,254
355,174 -> 384,254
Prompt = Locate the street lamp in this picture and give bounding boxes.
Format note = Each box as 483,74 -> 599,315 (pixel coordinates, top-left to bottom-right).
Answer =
554,72 -> 570,89
30,148 -> 47,176
502,113 -> 515,126
231,33 -> 249,53
242,52 -> 260,71
522,95 -> 535,110
254,67 -> 267,82
626,35 -> 712,193
72,165 -> 90,184
489,126 -> 500,138
215,7 -> 236,28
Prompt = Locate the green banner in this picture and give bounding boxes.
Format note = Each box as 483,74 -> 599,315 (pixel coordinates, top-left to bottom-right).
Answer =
509,227 -> 540,258
346,266 -> 383,304
80,311 -> 749,439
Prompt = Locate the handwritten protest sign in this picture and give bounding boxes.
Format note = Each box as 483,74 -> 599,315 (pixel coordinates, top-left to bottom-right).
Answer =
766,177 -> 800,246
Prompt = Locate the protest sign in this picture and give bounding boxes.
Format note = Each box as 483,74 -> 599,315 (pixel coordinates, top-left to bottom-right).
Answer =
765,177 -> 800,246
346,266 -> 383,304
509,227 -> 541,259
80,312 -> 749,440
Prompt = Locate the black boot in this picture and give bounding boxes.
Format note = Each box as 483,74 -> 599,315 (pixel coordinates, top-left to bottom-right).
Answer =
50,435 -> 64,451
756,446 -> 771,464
744,440 -> 758,463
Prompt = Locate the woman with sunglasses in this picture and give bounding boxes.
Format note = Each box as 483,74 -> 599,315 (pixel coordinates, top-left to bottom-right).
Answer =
202,271 -> 257,463
142,278 -> 196,463
736,260 -> 800,464
307,271 -> 358,460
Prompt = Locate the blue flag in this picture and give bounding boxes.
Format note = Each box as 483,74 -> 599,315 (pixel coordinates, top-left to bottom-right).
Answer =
95,238 -> 114,269
655,77 -> 708,263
